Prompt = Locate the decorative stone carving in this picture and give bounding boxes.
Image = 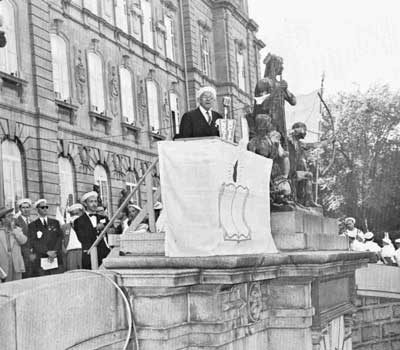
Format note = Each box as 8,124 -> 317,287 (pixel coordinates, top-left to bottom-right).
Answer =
78,146 -> 93,172
61,0 -> 71,12
75,49 -> 86,105
0,118 -> 25,142
162,93 -> 171,137
247,282 -> 262,322
198,19 -> 211,32
0,72 -> 28,103
112,154 -> 125,179
137,79 -> 147,126
109,65 -> 119,117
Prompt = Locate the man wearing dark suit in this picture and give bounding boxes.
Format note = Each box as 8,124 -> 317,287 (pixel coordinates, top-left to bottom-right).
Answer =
14,198 -> 33,278
177,86 -> 222,139
73,191 -> 110,269
28,199 -> 63,276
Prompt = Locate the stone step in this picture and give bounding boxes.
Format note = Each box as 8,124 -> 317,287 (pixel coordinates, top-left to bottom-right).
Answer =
272,233 -> 349,251
271,210 -> 338,236
119,231 -> 348,256
119,232 -> 165,256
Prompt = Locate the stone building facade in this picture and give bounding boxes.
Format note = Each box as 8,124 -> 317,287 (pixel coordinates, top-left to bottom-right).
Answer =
0,0 -> 264,215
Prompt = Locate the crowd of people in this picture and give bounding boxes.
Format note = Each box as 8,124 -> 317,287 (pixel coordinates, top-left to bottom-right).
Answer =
0,190 -> 159,283
340,217 -> 400,265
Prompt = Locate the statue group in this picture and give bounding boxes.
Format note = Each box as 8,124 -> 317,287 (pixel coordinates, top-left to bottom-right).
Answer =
247,53 -> 319,209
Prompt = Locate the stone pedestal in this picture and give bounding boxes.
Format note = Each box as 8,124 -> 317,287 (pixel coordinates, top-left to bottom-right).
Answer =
104,251 -> 371,349
271,208 -> 348,251
119,209 -> 348,256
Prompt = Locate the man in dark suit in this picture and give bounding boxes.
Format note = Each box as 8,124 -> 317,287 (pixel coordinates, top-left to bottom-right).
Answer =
14,198 -> 33,278
28,199 -> 63,276
73,191 -> 110,269
177,86 -> 223,139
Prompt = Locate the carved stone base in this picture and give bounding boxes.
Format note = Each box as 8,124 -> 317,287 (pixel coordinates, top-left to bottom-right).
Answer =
119,209 -> 347,257
103,251 -> 370,350
271,209 -> 347,251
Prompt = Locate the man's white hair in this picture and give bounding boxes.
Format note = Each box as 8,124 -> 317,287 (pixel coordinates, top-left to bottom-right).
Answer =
196,86 -> 217,100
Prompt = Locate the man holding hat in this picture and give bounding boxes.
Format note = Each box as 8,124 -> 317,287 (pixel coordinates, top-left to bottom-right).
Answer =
74,191 -> 110,269
15,198 -> 33,278
62,203 -> 84,271
177,86 -> 222,139
0,207 -> 27,282
28,199 -> 64,276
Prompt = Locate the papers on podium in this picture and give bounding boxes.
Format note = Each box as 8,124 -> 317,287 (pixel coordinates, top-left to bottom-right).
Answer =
40,257 -> 58,270
159,138 -> 277,257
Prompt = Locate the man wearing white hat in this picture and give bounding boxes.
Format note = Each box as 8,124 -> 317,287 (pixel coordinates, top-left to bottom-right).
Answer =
28,199 -> 63,276
74,191 -> 109,269
347,229 -> 366,252
342,217 -> 364,240
381,233 -> 396,265
363,232 -> 381,254
177,86 -> 222,138
62,204 -> 84,271
15,198 -> 33,278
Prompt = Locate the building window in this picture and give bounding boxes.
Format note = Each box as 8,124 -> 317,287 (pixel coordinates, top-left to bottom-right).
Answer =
83,0 -> 98,15
0,0 -> 18,75
142,0 -> 153,48
146,80 -> 159,132
126,170 -> 140,206
58,157 -> 75,214
50,34 -> 70,100
119,67 -> 136,124
102,0 -> 114,24
129,8 -> 141,38
200,34 -> 210,76
94,164 -> 111,213
169,92 -> 179,136
164,16 -> 174,60
236,48 -> 245,91
1,140 -> 24,209
87,51 -> 106,113
115,0 -> 128,32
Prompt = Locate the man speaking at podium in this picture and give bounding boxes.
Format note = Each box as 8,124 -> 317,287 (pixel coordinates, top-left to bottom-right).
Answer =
177,86 -> 222,138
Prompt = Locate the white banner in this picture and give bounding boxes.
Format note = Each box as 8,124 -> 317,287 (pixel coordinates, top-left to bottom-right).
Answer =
159,138 -> 277,257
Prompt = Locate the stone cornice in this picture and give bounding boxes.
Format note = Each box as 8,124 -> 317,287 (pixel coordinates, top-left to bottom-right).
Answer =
212,0 -> 257,32
254,38 -> 266,49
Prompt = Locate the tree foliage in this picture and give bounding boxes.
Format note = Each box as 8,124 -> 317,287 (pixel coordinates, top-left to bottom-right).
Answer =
318,85 -> 400,232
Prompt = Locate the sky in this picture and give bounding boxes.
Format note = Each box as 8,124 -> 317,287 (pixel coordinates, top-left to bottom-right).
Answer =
248,0 -> 400,96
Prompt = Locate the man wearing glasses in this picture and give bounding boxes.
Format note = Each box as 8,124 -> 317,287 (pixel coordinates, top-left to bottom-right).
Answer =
28,199 -> 63,276
177,86 -> 222,139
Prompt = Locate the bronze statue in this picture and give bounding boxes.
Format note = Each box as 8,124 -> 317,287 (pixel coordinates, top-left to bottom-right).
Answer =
288,122 -> 320,207
247,114 -> 292,206
246,53 -> 325,209
250,53 -> 296,148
